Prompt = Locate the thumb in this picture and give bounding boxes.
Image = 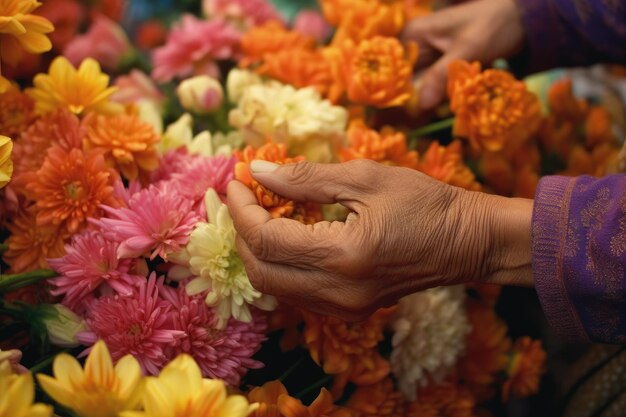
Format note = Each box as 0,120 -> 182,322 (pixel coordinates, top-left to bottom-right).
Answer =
250,159 -> 377,206
418,49 -> 464,110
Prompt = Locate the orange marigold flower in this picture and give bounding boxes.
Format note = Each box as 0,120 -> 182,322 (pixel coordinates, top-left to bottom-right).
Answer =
84,113 -> 160,181
0,89 -> 37,139
406,382 -> 477,417
502,337 -> 546,402
458,300 -> 511,402
513,164 -> 539,199
257,48 -> 333,96
240,21 -> 316,67
235,143 -> 322,224
585,106 -> 613,149
268,304 -> 304,352
333,37 -> 417,108
11,109 -> 84,180
563,145 -> 594,176
347,378 -> 405,417
302,308 -> 395,395
249,380 -> 353,417
340,120 -> 418,169
418,140 -> 480,191
24,147 -> 119,234
547,78 -> 588,123
447,60 -> 542,152
328,0 -> 405,45
4,206 -> 67,273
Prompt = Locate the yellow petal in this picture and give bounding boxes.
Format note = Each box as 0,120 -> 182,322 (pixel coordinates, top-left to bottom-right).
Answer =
26,403 -> 54,417
51,353 -> 84,387
6,373 -> 35,416
16,30 -> 52,53
36,374 -> 75,408
217,396 -> 251,417
84,340 -> 115,387
143,378 -> 173,417
114,354 -> 142,400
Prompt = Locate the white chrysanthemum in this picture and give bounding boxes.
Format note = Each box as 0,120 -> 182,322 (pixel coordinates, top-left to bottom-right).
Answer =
226,68 -> 262,103
184,189 -> 276,327
229,81 -> 348,162
390,286 -> 470,400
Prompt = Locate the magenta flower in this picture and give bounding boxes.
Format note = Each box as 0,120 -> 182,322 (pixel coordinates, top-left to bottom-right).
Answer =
152,15 -> 241,82
202,0 -> 283,29
77,274 -> 185,375
170,154 -> 236,204
149,148 -> 194,184
160,284 -> 267,386
48,230 -> 145,312
92,183 -> 199,260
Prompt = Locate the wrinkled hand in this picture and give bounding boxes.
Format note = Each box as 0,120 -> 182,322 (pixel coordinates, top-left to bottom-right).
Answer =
228,160 -> 533,321
403,0 -> 525,109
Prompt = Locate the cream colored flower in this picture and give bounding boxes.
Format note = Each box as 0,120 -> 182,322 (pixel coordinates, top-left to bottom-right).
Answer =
184,189 -> 276,327
226,68 -> 262,103
42,304 -> 87,348
229,81 -> 348,162
187,130 -> 243,157
390,286 -> 470,400
177,75 -> 224,113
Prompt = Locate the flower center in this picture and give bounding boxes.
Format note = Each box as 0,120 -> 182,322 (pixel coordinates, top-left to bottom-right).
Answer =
65,181 -> 83,200
128,323 -> 142,336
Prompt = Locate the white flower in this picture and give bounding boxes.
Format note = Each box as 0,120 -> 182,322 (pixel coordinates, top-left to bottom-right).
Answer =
187,130 -> 243,157
184,189 -> 276,327
158,113 -> 194,153
177,75 -> 224,114
390,286 -> 470,400
229,81 -> 348,162
226,68 -> 262,103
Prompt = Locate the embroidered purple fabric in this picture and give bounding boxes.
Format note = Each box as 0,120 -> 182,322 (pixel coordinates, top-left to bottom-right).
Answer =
532,175 -> 626,343
514,0 -> 626,73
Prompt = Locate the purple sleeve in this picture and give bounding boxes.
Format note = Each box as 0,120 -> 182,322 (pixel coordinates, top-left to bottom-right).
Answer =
532,174 -> 626,343
514,0 -> 626,72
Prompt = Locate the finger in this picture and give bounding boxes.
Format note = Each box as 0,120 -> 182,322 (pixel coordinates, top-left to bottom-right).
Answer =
418,47 -> 467,110
250,159 -> 379,207
402,17 -> 445,70
227,180 -> 272,240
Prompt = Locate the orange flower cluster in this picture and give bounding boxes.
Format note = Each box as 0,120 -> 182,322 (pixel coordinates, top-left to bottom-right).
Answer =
502,337 -> 546,401
240,21 -> 317,67
249,381 -> 352,417
418,141 -> 480,191
234,143 -> 322,224
539,78 -> 619,177
347,379 -> 405,417
406,383 -> 477,417
447,60 -> 542,152
84,113 -> 160,181
340,120 -> 418,169
0,89 -> 37,139
301,307 -> 395,397
258,48 -> 333,96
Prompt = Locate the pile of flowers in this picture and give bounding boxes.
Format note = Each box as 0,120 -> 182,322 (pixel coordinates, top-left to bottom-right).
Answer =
1,0 -> 623,415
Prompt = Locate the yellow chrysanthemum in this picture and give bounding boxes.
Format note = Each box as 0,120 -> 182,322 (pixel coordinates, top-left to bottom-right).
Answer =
27,56 -> 123,116
37,340 -> 143,417
180,188 -> 276,328
0,135 -> 13,189
121,355 -> 257,417
0,0 -> 53,93
0,362 -> 52,417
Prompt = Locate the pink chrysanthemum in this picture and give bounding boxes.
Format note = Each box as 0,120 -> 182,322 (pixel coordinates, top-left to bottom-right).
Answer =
152,15 -> 241,82
160,284 -> 267,386
77,274 -> 185,375
203,0 -> 283,29
112,178 -> 143,207
92,183 -> 199,260
149,148 -> 194,183
170,154 -> 236,203
47,230 -> 145,312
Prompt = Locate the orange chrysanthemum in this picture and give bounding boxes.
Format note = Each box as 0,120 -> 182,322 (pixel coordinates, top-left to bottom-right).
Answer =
328,0 -> 405,45
406,382 -> 477,417
347,378 -> 405,417
268,304 -> 304,352
502,337 -> 546,401
547,78 -> 588,124
302,308 -> 395,396
24,147 -> 119,234
11,109 -> 84,181
447,60 -> 542,152
240,21 -> 316,67
249,380 -> 353,417
4,206 -> 67,273
585,106 -> 614,148
332,37 -> 417,108
418,140 -> 480,191
340,120 -> 418,169
458,300 -> 511,402
0,89 -> 37,138
235,143 -> 322,225
84,113 -> 160,181
257,48 -> 333,96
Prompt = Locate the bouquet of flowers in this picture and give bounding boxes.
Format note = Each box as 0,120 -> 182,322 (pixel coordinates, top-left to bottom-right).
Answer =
1,0 -> 623,416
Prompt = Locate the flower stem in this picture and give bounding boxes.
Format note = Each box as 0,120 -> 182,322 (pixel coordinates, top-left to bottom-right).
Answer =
279,356 -> 305,383
29,349 -> 69,374
408,117 -> 455,139
0,270 -> 57,293
0,243 -> 8,252
295,375 -> 333,399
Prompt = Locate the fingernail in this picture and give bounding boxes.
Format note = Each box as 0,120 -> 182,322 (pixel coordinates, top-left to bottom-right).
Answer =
250,160 -> 279,173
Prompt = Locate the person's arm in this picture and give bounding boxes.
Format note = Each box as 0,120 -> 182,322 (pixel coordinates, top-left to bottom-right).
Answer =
532,174 -> 626,344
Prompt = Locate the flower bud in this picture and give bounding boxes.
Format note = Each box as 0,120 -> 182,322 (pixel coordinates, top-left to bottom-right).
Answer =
43,304 -> 87,348
177,75 -> 224,114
